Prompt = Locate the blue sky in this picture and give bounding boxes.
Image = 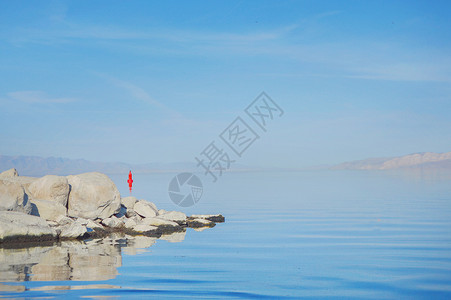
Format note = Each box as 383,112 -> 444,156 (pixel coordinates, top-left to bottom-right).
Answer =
0,0 -> 450,168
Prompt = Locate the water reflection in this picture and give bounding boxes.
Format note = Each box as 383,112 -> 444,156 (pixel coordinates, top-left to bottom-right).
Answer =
0,230 -> 188,284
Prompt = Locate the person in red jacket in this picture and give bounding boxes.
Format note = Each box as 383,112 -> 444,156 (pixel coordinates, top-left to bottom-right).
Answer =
127,170 -> 133,194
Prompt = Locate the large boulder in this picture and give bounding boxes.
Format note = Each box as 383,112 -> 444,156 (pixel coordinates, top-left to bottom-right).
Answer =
0,211 -> 57,242
28,175 -> 69,206
0,179 -> 32,214
67,172 -> 121,220
133,200 -> 158,218
0,168 -> 18,179
30,199 -> 67,222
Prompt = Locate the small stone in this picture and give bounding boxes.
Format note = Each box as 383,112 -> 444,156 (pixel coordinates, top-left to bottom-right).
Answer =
187,218 -> 215,228
124,218 -> 137,229
190,214 -> 225,223
60,222 -> 87,239
159,211 -> 186,225
121,196 -> 137,209
101,216 -> 123,228
56,215 -> 74,226
133,200 -> 157,218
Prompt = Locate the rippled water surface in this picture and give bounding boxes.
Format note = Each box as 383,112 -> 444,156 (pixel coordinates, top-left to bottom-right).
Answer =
1,170 -> 451,299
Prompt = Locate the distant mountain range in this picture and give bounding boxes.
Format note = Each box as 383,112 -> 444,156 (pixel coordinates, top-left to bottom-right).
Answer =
0,155 -> 266,177
0,155 -> 198,177
332,151 -> 451,170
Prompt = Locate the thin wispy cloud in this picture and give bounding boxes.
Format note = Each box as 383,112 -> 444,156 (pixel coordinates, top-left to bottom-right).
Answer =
95,73 -> 182,118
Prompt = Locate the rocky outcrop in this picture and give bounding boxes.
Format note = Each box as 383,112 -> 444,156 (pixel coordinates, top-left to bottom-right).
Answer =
67,172 -> 121,220
0,169 -> 225,247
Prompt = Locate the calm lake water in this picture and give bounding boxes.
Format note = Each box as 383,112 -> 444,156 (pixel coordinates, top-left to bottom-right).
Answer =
1,170 -> 451,299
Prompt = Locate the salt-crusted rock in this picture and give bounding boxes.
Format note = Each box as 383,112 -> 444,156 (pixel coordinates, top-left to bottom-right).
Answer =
0,211 -> 56,242
67,172 -> 121,220
133,200 -> 157,218
60,222 -> 87,239
101,216 -> 123,228
124,218 -> 137,229
142,217 -> 179,227
125,208 -> 137,218
159,211 -> 186,225
56,215 -> 74,226
30,199 -> 67,222
0,179 -> 32,214
86,219 -> 103,230
28,175 -> 69,207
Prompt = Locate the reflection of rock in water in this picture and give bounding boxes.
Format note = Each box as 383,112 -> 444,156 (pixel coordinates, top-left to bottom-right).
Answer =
160,230 -> 186,243
0,231 -> 189,283
122,236 -> 157,256
1,235 -> 128,282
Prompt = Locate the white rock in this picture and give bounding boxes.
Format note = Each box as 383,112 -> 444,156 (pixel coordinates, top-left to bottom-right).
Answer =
56,215 -> 74,226
30,199 -> 67,222
158,209 -> 167,215
0,168 -> 18,178
86,219 -> 103,230
46,220 -> 59,227
124,218 -> 137,229
133,200 -> 157,218
132,224 -> 157,233
101,216 -> 123,228
139,199 -> 158,212
67,172 -> 121,220
121,196 -> 137,209
75,218 -> 89,226
125,208 -> 137,218
159,211 -> 186,223
28,175 -> 69,207
0,211 -> 57,240
60,222 -> 87,239
0,179 -> 32,214
142,217 -> 179,227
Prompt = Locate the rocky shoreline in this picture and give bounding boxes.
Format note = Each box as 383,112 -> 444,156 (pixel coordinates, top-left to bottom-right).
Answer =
0,168 -> 224,248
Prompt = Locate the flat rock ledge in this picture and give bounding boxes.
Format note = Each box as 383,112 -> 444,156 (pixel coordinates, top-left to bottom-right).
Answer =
0,168 -> 225,248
